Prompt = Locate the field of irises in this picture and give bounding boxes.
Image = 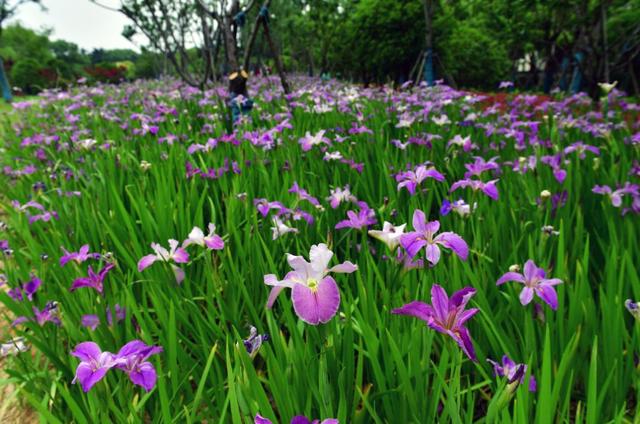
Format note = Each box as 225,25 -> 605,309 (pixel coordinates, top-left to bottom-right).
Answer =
0,76 -> 639,423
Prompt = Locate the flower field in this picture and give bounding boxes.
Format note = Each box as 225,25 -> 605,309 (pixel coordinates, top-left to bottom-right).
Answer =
0,77 -> 639,423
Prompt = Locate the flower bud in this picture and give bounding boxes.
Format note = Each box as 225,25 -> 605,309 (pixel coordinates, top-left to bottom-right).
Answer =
625,299 -> 640,321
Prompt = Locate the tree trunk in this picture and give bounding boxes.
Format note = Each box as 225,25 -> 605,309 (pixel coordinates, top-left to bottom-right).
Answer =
261,18 -> 290,94
601,2 -> 610,82
243,0 -> 271,71
422,0 -> 435,86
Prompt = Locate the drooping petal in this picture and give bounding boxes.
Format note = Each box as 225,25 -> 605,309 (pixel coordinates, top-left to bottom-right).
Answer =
171,265 -> 185,284
423,168 -> 446,182
137,254 -> 158,271
400,232 -> 427,258
519,287 -> 534,305
71,342 -> 102,361
75,362 -> 109,392
391,301 -> 433,323
537,285 -> 558,310
435,232 -> 469,260
329,261 -> 358,274
290,417 -> 312,424
425,243 -> 441,265
291,277 -> 340,325
496,272 -> 525,285
266,286 -> 286,309
454,326 -> 477,362
127,361 -> 157,392
69,277 -> 95,293
482,180 -> 499,200
172,247 -> 190,264
204,235 -> 225,250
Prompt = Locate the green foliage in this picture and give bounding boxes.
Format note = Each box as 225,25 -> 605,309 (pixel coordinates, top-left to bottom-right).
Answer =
0,24 -> 52,64
10,58 -> 48,94
342,0 -> 423,82
440,21 -> 511,89
0,78 -> 639,422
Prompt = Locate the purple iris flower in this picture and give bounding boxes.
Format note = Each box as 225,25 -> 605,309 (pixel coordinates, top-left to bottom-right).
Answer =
298,130 -> 329,151
71,340 -> 162,393
254,199 -> 289,217
7,275 -> 42,301
264,243 -> 357,325
82,304 -> 127,330
563,141 -> 600,159
13,301 -> 61,327
71,342 -> 119,392
463,156 -> 500,178
540,153 -> 567,183
70,264 -> 115,295
396,165 -> 445,195
450,178 -> 499,200
114,340 -> 163,392
400,210 -> 468,265
497,260 -> 563,310
335,208 -> 377,230
60,244 -> 101,266
487,355 -> 537,392
242,326 -> 269,357
393,284 -> 479,362
108,304 -> 127,325
255,414 -> 338,424
289,182 -> 320,206
592,183 -> 639,208
81,315 -> 100,330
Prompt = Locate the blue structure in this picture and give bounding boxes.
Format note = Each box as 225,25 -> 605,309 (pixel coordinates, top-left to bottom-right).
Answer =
0,57 -> 12,102
423,48 -> 435,86
570,52 -> 584,94
558,56 -> 570,91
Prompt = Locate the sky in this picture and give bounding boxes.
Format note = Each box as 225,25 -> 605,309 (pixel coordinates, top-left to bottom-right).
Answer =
8,0 -> 143,51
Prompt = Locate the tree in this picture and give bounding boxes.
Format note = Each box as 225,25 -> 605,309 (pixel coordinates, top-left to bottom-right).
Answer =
0,0 -> 44,101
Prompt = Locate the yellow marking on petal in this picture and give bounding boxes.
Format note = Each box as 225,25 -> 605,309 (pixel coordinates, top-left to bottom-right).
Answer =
307,278 -> 319,293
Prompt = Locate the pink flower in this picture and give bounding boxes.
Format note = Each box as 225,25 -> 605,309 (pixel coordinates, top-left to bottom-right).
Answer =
497,260 -> 563,310
396,165 -> 445,195
138,240 -> 190,284
264,244 -> 357,325
335,208 -> 377,230
400,210 -> 468,265
183,224 -> 224,250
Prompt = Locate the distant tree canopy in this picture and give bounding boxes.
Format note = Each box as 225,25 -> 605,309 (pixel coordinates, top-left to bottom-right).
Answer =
2,0 -> 639,96
267,0 -> 640,94
0,23 -> 164,94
